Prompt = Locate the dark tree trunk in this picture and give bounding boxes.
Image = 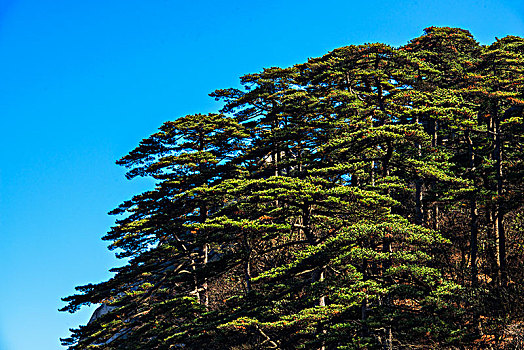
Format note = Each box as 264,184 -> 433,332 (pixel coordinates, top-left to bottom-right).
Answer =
382,235 -> 393,350
470,198 -> 479,286
466,129 -> 478,285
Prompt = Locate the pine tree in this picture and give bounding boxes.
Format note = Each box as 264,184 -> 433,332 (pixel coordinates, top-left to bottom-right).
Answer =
61,28 -> 524,349
61,113 -> 248,348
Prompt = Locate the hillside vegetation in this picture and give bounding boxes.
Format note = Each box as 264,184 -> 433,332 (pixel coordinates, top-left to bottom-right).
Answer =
62,27 -> 524,349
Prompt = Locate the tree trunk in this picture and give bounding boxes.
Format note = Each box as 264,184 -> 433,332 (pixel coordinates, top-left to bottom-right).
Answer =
301,202 -> 328,350
243,231 -> 252,293
361,259 -> 370,339
431,119 -> 438,148
382,235 -> 392,350
470,198 -> 479,286
433,204 -> 439,231
202,243 -> 209,309
371,160 -> 375,186
494,214 -> 507,286
466,129 -> 478,285
415,180 -> 423,225
493,105 -> 506,286
200,205 -> 209,308
244,259 -> 252,293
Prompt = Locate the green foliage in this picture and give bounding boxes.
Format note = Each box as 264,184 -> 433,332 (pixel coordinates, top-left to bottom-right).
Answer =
61,28 -> 524,349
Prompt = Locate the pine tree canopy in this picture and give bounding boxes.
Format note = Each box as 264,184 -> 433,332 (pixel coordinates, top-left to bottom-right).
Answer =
61,27 -> 524,349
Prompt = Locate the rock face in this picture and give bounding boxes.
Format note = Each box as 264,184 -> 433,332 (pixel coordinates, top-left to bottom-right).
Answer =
87,304 -> 128,345
88,304 -> 116,324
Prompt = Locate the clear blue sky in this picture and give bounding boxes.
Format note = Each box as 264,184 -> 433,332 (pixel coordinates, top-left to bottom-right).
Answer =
0,0 -> 522,349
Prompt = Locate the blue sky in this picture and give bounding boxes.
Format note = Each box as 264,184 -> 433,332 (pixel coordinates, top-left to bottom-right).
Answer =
0,0 -> 522,349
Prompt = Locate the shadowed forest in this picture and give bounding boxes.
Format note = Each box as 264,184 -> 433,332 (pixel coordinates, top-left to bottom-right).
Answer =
61,27 -> 524,349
